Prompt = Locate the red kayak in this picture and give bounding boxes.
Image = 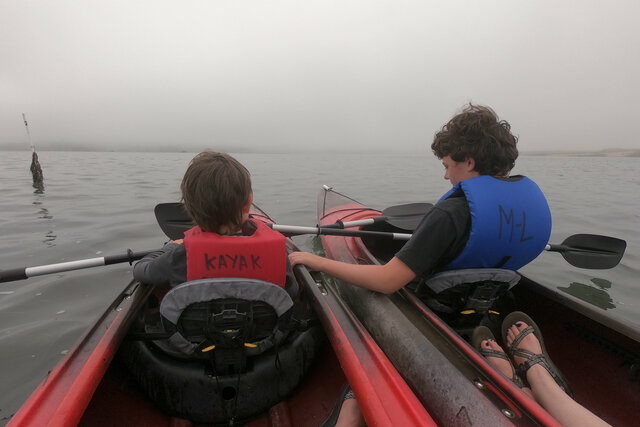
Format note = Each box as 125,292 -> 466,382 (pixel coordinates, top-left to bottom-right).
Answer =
7,204 -> 434,427
316,186 -> 639,427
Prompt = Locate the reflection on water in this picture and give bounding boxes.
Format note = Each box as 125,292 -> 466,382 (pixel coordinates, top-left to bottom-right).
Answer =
32,181 -> 44,194
558,278 -> 615,310
37,206 -> 53,220
32,195 -> 56,247
44,230 -> 57,247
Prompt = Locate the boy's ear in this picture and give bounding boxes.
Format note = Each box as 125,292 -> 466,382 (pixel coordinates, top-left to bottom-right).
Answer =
465,157 -> 476,172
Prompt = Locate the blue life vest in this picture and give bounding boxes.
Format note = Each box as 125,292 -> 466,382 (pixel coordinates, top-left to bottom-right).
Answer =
439,175 -> 552,271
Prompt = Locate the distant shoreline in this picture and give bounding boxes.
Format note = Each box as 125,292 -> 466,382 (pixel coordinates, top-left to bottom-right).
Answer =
521,149 -> 640,158
0,145 -> 639,157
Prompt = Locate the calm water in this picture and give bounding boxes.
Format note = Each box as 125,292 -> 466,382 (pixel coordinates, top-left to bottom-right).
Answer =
0,150 -> 638,422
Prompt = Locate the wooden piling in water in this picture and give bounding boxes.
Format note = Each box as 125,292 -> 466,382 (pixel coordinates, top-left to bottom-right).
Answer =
22,113 -> 44,190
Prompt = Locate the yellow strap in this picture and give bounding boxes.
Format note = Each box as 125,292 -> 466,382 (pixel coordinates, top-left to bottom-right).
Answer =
201,345 -> 216,353
460,309 -> 499,315
244,343 -> 257,348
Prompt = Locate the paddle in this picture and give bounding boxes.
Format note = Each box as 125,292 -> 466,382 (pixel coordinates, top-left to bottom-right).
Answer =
154,202 -> 192,240
153,201 -> 432,240
154,203 -> 626,270
153,203 -> 413,241
322,202 -> 433,230
284,227 -> 625,269
0,249 -> 156,283
269,225 -> 625,269
546,234 -> 627,270
280,226 -> 625,269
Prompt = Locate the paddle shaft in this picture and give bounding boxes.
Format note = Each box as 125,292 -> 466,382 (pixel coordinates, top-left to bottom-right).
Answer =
322,216 -> 388,229
271,224 -> 412,240
0,250 -> 155,283
546,243 -> 610,254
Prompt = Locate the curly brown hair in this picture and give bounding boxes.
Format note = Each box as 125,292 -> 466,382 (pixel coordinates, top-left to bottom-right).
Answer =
431,104 -> 518,176
180,152 -> 252,233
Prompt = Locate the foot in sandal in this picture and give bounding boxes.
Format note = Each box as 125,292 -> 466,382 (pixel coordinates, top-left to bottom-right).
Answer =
472,325 -> 527,390
502,311 -> 572,396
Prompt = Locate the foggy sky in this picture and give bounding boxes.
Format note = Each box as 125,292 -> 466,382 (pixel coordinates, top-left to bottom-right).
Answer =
2,0 -> 639,153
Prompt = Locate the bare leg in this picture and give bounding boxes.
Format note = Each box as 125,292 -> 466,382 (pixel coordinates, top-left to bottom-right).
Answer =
335,398 -> 366,427
505,322 -> 610,427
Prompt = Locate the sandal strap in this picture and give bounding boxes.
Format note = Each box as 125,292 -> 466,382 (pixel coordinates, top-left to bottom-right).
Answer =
511,372 -> 526,388
507,325 -> 535,355
480,348 -> 527,389
518,353 -> 547,372
479,348 -> 511,361
515,353 -> 571,395
511,347 -> 538,363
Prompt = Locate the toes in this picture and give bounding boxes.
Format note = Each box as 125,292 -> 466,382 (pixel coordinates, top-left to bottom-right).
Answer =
486,339 -> 505,353
506,322 -> 529,347
481,340 -> 515,380
506,325 -> 517,346
515,322 -> 528,331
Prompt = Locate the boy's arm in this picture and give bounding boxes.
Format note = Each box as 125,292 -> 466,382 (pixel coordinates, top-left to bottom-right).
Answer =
133,242 -> 183,285
288,253 -> 415,294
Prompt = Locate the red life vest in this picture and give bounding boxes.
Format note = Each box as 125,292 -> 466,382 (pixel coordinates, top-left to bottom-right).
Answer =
183,220 -> 287,287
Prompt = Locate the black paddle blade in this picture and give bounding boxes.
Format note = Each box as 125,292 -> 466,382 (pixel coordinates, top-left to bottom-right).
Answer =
557,234 -> 627,269
154,203 -> 193,240
380,202 -> 433,230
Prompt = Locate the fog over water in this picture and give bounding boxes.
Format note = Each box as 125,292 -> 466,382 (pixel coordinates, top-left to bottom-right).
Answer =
2,1 -> 640,153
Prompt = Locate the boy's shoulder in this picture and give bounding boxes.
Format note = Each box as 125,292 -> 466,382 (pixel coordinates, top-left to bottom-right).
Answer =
435,190 -> 469,214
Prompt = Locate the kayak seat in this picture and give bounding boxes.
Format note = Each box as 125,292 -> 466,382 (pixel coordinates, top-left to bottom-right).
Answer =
119,278 -> 324,424
414,269 -> 521,338
159,278 -> 295,374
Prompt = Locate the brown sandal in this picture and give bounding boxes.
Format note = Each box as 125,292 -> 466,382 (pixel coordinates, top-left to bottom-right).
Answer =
501,311 -> 573,397
472,326 -> 526,388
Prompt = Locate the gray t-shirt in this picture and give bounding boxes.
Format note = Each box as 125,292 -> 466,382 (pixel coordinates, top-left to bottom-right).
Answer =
395,191 -> 471,277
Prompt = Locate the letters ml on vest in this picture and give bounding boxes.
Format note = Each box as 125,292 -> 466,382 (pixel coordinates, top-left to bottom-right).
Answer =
439,175 -> 552,271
